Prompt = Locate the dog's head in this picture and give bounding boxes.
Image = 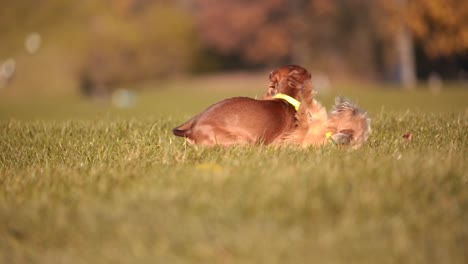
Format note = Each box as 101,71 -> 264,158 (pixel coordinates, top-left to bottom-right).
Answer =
264,65 -> 311,99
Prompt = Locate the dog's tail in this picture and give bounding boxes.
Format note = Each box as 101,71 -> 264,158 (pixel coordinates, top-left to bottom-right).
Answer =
327,97 -> 371,148
172,119 -> 194,137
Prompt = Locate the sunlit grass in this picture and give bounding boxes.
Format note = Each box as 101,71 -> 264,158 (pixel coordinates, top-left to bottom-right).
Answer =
0,80 -> 467,263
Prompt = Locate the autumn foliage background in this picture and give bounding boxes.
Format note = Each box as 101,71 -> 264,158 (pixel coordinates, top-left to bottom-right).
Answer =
1,2 -> 467,263
0,0 -> 467,98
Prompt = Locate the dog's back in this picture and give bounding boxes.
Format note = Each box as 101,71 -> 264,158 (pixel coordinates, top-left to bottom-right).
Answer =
173,97 -> 297,146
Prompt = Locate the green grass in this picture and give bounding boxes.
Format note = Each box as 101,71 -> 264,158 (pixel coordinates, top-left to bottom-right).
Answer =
0,79 -> 467,263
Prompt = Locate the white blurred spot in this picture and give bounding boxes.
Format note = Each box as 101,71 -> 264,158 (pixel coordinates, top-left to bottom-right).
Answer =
112,89 -> 136,108
0,58 -> 16,88
25,32 -> 42,54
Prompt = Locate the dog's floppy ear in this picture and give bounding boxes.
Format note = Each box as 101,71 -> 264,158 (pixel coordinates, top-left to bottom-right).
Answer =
267,69 -> 279,96
269,69 -> 278,81
289,68 -> 311,81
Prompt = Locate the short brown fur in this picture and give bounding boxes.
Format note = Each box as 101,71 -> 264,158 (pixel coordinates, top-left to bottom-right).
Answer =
172,65 -> 311,146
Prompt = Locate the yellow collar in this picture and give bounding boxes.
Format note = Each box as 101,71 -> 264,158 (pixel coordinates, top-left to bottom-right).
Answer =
272,93 -> 301,111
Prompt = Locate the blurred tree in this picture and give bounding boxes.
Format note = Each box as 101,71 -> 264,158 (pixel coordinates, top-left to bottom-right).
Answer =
0,0 -> 77,55
192,0 -> 467,83
78,0 -> 197,97
374,0 -> 468,87
192,0 -> 293,66
191,0 -> 395,77
0,0 -> 198,97
406,0 -> 468,57
1,0 -> 466,96
371,0 -> 417,88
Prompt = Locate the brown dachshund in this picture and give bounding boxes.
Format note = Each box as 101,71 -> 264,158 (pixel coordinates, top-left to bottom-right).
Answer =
172,65 -> 311,146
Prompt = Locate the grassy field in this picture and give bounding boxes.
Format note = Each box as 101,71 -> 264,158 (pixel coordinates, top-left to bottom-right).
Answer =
0,76 -> 467,263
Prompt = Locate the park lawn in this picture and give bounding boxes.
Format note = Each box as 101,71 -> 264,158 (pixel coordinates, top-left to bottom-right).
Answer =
0,80 -> 467,264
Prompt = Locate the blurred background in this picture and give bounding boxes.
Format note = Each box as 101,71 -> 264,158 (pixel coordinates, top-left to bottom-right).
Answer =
0,0 -> 467,117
